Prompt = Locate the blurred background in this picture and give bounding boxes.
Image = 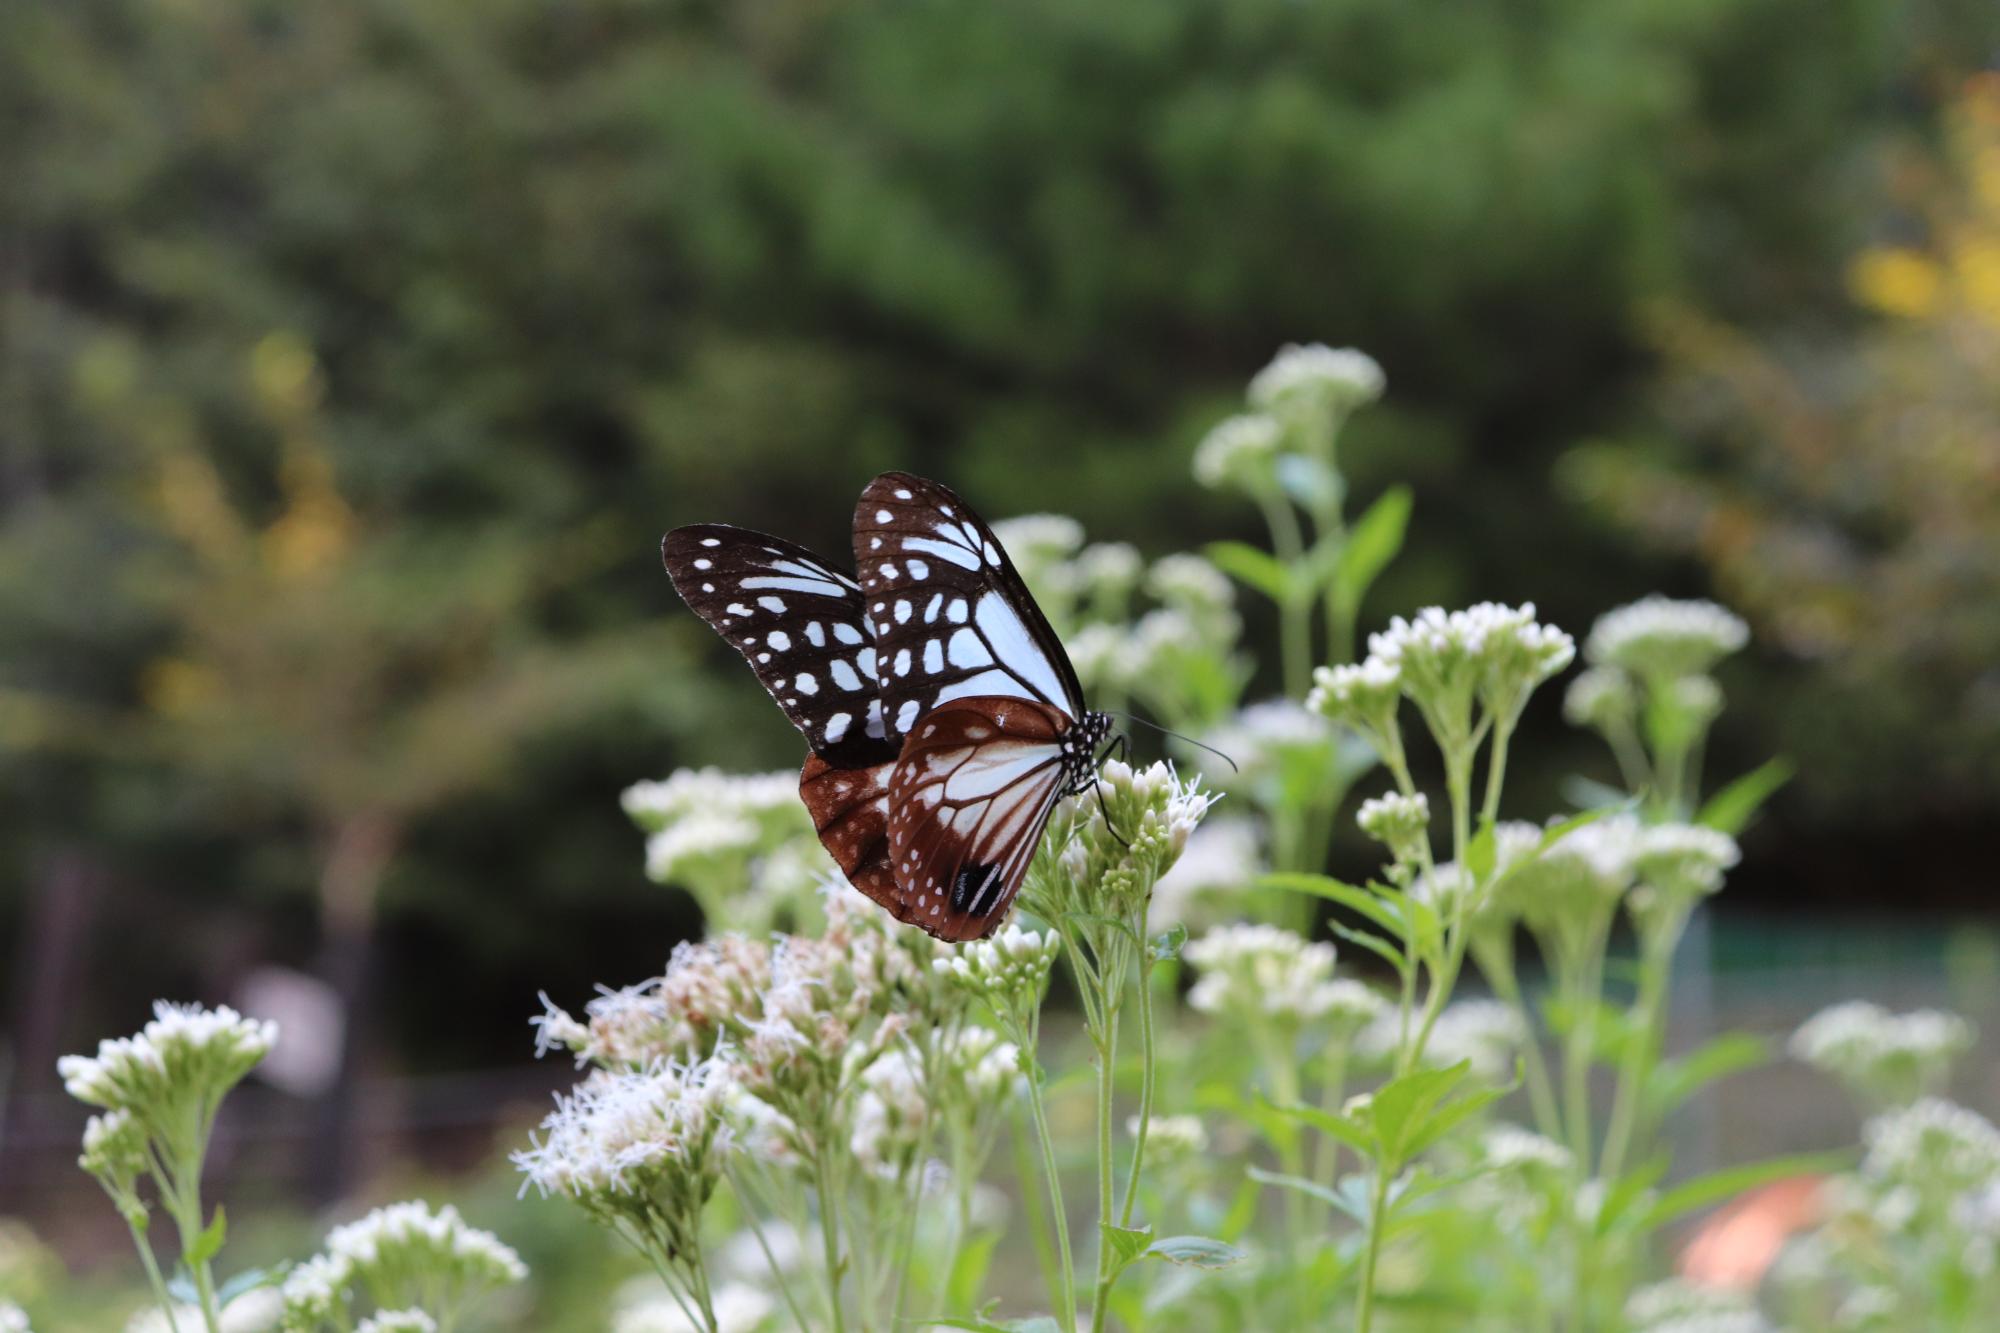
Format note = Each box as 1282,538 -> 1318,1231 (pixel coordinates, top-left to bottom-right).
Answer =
5,0 -> 2000,1321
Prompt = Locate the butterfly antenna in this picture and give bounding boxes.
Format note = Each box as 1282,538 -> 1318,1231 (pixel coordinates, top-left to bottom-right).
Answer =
1101,710 -> 1240,775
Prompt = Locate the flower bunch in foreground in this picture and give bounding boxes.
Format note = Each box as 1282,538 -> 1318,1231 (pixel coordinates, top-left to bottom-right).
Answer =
281,1200 -> 525,1332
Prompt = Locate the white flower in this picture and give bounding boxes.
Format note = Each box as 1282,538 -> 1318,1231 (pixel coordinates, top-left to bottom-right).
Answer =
1131,1113 -> 1208,1157
1562,665 -> 1637,731
1193,413 -> 1284,490
1307,657 -> 1403,736
849,1048 -> 931,1177
1493,814 -> 1639,932
1355,791 -> 1430,862
939,922 -> 1063,1013
126,1287 -> 282,1333
1633,823 -> 1741,897
622,768 -> 798,832
323,1200 -> 527,1289
1247,343 -> 1386,418
1421,999 -> 1526,1081
1481,1124 -> 1572,1175
1072,542 -> 1142,600
1790,1002 -> 1973,1102
514,1058 -> 734,1205
355,1313 -> 437,1333
1862,1097 -> 2000,1193
59,1002 -> 277,1118
1369,603 -> 1575,728
1185,924 -> 1377,1027
1584,596 -> 1749,679
280,1252 -> 350,1328
1146,554 -> 1235,619
991,514 -> 1086,569
613,1277 -> 774,1333
0,1306 -> 27,1333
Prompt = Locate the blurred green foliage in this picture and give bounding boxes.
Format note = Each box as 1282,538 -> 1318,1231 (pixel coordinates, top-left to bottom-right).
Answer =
3,0 -> 1996,1088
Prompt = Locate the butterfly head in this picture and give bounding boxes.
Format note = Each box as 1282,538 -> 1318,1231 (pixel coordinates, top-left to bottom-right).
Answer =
1059,709 -> 1116,799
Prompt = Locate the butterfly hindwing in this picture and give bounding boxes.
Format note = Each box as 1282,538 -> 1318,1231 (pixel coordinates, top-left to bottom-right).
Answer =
886,696 -> 1072,941
852,473 -> 1086,743
663,524 -> 897,769
798,753 -> 902,920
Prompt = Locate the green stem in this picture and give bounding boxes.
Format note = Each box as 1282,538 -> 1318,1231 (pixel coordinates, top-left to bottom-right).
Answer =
1012,1101 -> 1066,1324
1310,1047 -> 1350,1190
1022,1015 -> 1079,1332
727,1174 -> 813,1333
1088,1010 -> 1120,1333
1117,951 -> 1158,1229
1599,924 -> 1680,1183
1256,488 -> 1312,697
812,1148 -> 849,1333
1482,945 -> 1564,1142
1354,1162 -> 1395,1333
122,1215 -> 182,1333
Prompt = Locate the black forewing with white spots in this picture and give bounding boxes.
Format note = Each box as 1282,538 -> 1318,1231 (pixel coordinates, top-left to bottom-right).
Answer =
850,472 -> 1087,744
662,524 -> 897,769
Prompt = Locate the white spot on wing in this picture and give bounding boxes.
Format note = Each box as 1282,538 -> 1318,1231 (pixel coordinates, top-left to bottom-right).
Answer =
825,712 -> 850,742
728,603 -> 752,617
895,600 -> 912,624
757,596 -> 787,613
893,648 -> 911,676
795,673 -> 818,695
924,639 -> 943,673
700,537 -> 721,547
901,535 -> 980,570
834,623 -> 864,645
947,628 -> 992,669
875,508 -> 893,523
805,622 -> 826,647
976,592 -> 1066,705
896,699 -> 920,731
694,559 -> 712,570
831,659 -> 863,691
768,631 -> 792,651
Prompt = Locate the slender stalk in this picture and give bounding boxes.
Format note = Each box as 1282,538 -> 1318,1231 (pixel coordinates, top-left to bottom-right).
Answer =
1310,1046 -> 1349,1189
1021,1020 -> 1079,1332
1481,946 -> 1564,1142
1117,948 -> 1158,1229
1011,1102 -> 1066,1322
1599,926 -> 1679,1183
1256,488 -> 1312,697
1088,1009 -> 1121,1333
812,1149 -> 849,1333
122,1218 -> 182,1333
1354,1164 -> 1395,1333
727,1172 -> 813,1333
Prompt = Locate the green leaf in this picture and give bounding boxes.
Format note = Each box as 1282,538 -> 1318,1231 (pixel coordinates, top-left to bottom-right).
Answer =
1263,1097 -> 1374,1155
1369,1063 -> 1469,1165
1332,486 -> 1413,612
947,1230 -> 1000,1312
1465,818 -> 1497,882
1696,758 -> 1794,835
1247,1166 -> 1365,1224
1204,540 -> 1294,605
1143,1235 -> 1247,1270
188,1205 -> 227,1265
1151,922 -> 1188,963
1643,1152 -> 1852,1229
1262,872 -> 1404,938
217,1263 -> 288,1306
1100,1222 -> 1154,1280
1646,1033 -> 1770,1117
1400,1085 -> 1508,1160
1326,919 -> 1409,975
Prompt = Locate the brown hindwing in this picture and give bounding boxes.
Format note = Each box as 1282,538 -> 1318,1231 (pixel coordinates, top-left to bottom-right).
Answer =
798,753 -> 905,922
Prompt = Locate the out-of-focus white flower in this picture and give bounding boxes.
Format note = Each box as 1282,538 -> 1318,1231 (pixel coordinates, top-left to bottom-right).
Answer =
1201,700 -> 1372,813
1131,1113 -> 1208,1157
59,1002 -> 277,1116
1481,1124 -> 1572,1176
1862,1097 -> 2000,1194
1562,665 -> 1637,732
1072,542 -> 1142,602
126,1286 -> 282,1333
1247,344 -> 1386,420
1146,554 -> 1235,620
1584,596 -> 1749,680
1148,815 -> 1263,930
1633,823 -> 1740,897
612,1277 -> 774,1333
622,769 -> 799,834
1623,1277 -> 1770,1333
849,1048 -> 930,1178
354,1312 -> 436,1333
1492,814 -> 1639,937
1421,999 -> 1527,1081
1185,924 -> 1378,1029
281,1201 -> 524,1331
1193,413 -> 1284,491
1067,622 -> 1129,693
1790,1002 -> 1974,1105
0,1304 -> 26,1333
991,514 -> 1085,570
1356,790 -> 1430,864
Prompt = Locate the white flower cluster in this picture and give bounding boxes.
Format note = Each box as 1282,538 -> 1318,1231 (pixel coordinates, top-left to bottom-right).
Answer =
354,1313 -> 435,1333
1584,595 -> 1749,679
991,513 -> 1086,572
535,934 -> 775,1068
1421,999 -> 1528,1081
1355,790 -> 1430,863
1148,815 -> 1262,930
622,768 -> 824,903
1862,1098 -> 2000,1194
1132,1113 -> 1209,1157
1490,815 -> 1640,934
514,1057 -> 734,1206
1147,553 -> 1235,619
0,1305 -> 27,1333
1632,823 -> 1741,896
1562,665 -> 1637,731
1192,413 -> 1284,491
59,1002 -> 277,1115
1791,1001 -> 1974,1105
1623,1278 -> 1771,1333
1247,343 -> 1386,419
1185,924 -> 1381,1028
1307,657 -> 1404,738
937,922 -> 1063,1016
281,1201 -> 525,1331
1371,603 -> 1576,724
1481,1123 -> 1572,1175
1050,760 -> 1213,917
1202,700 -> 1371,809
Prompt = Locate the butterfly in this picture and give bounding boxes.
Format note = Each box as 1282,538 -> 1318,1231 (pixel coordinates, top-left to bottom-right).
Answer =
661,472 -> 1113,942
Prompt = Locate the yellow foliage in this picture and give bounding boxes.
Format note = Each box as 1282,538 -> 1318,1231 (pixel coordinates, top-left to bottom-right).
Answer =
261,443 -> 356,579
141,657 -> 222,719
1846,247 -> 1941,318
249,330 -> 325,421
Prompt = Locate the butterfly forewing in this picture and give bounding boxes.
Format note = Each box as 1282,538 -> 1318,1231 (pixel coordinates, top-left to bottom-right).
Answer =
886,696 -> 1072,941
852,473 -> 1086,744
663,524 -> 897,769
